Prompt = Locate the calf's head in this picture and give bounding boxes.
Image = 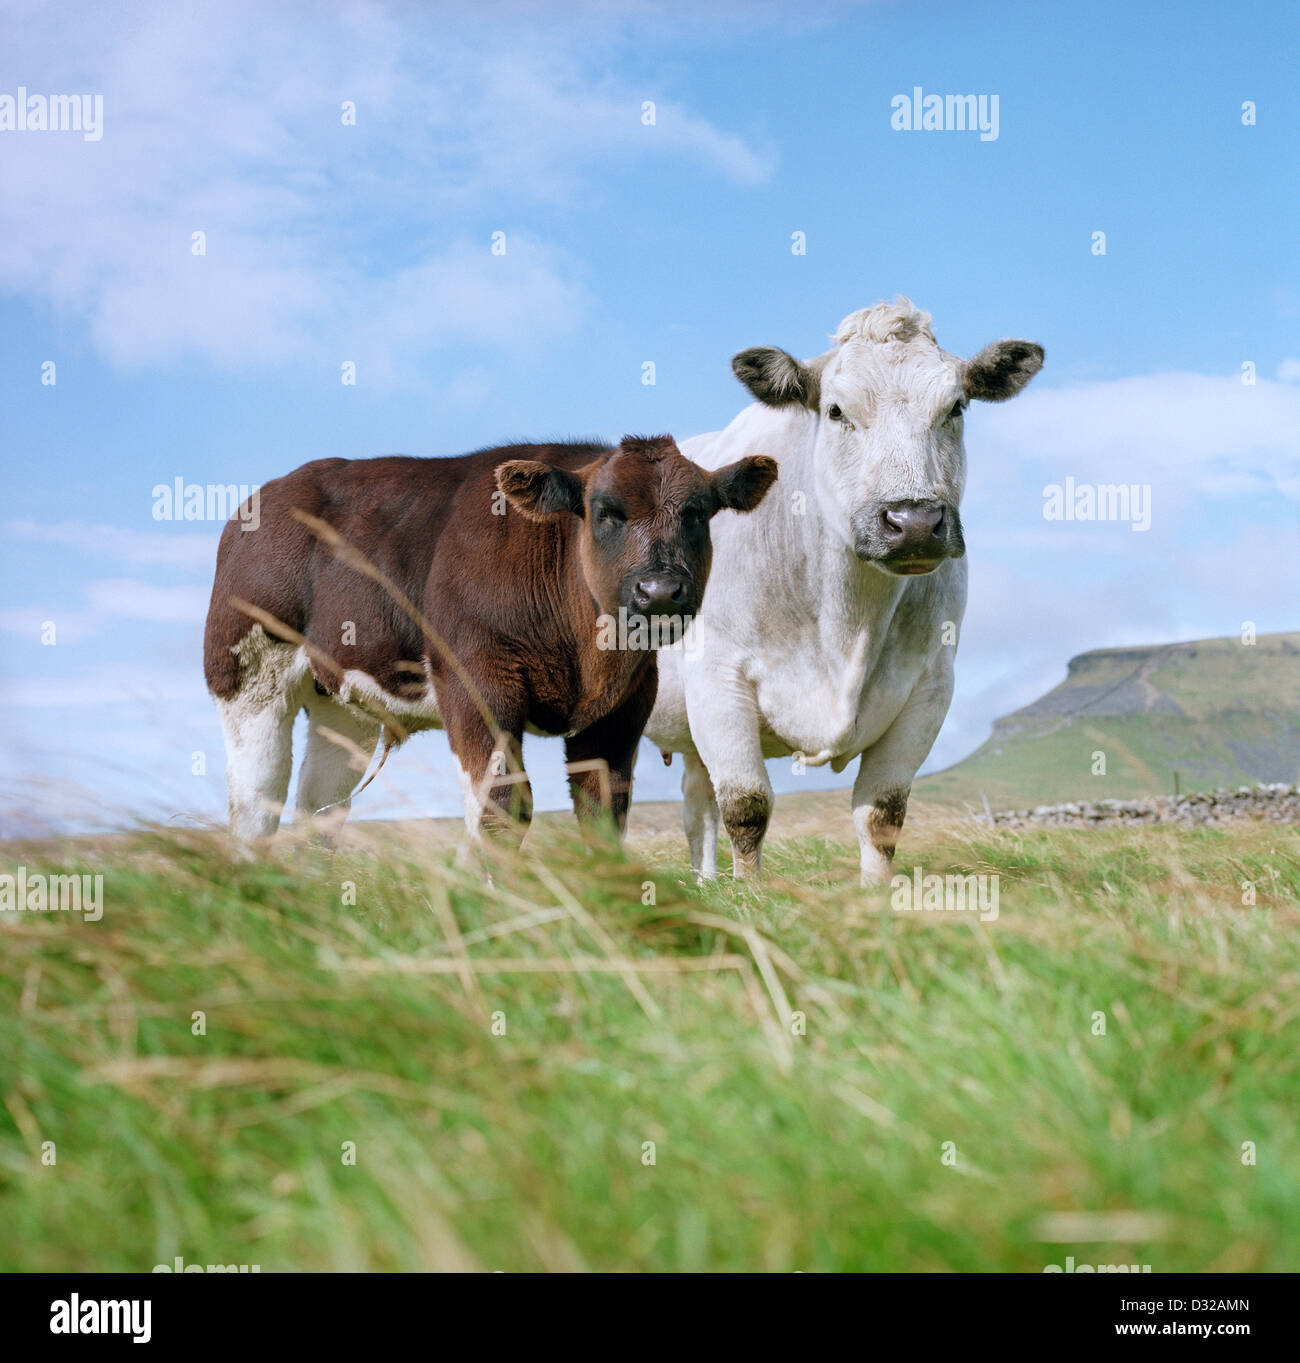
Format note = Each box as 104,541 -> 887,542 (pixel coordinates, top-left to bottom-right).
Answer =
496,434 -> 776,637
732,297 -> 1043,576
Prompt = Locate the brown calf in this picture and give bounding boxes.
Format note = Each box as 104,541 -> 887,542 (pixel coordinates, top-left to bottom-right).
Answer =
203,435 -> 776,845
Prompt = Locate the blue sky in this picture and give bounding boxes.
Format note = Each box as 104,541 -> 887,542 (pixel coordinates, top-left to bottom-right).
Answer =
1,0 -> 1297,833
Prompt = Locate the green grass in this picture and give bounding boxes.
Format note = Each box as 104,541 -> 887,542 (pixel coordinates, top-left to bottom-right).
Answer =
2,817 -> 1298,1272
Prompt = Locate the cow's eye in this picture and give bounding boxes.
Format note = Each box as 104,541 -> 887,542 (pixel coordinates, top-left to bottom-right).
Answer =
594,504 -> 624,526
826,403 -> 846,423
946,401 -> 964,423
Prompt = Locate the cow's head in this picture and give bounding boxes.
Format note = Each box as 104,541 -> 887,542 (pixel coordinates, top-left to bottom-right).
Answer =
732,298 -> 1043,576
495,435 -> 777,640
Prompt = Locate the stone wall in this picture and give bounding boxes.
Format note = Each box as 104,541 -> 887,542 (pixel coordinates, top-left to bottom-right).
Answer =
983,783 -> 1300,828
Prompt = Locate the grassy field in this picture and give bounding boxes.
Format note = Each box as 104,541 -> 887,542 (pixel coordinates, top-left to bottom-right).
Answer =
2,798 -> 1298,1272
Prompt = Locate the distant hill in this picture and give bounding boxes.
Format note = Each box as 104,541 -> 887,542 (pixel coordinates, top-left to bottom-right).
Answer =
918,631 -> 1300,810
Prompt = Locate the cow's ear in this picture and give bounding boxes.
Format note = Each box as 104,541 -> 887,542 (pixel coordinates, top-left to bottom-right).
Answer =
732,347 -> 820,410
495,460 -> 585,521
963,340 -> 1044,402
710,455 -> 779,514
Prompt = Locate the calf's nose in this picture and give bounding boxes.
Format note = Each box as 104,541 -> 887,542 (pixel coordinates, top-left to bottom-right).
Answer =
632,576 -> 688,611
880,502 -> 945,553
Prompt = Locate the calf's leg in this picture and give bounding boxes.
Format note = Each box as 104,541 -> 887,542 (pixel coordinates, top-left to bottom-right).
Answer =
295,697 -> 382,841
565,666 -> 657,835
440,682 -> 531,850
681,751 -> 720,880
216,690 -> 298,845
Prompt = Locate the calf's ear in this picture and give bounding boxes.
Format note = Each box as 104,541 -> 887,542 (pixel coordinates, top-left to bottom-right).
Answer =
732,347 -> 820,409
710,455 -> 779,514
963,340 -> 1044,402
495,460 -> 585,521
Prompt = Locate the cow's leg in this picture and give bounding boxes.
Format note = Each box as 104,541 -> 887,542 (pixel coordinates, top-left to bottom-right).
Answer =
295,697 -> 382,842
216,690 -> 299,845
440,682 -> 531,849
564,666 -> 657,835
852,664 -> 954,886
689,673 -> 772,880
681,751 -> 720,880
852,769 -> 911,887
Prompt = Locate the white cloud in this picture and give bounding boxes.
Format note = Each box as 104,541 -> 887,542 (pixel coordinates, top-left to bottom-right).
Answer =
0,580 -> 208,639
342,236 -> 592,391
0,0 -> 772,382
976,370 -> 1300,503
85,578 -> 210,624
0,522 -> 218,639
4,521 -> 219,573
1277,358 -> 1300,383
0,663 -> 203,708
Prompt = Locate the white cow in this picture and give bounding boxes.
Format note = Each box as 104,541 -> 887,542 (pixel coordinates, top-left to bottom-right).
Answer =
644,298 -> 1043,884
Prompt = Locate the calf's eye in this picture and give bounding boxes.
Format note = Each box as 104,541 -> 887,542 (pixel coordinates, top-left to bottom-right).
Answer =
827,404 -> 845,423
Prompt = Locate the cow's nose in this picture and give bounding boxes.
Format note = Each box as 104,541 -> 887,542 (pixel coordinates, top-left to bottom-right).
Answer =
880,502 -> 946,552
632,576 -> 688,610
